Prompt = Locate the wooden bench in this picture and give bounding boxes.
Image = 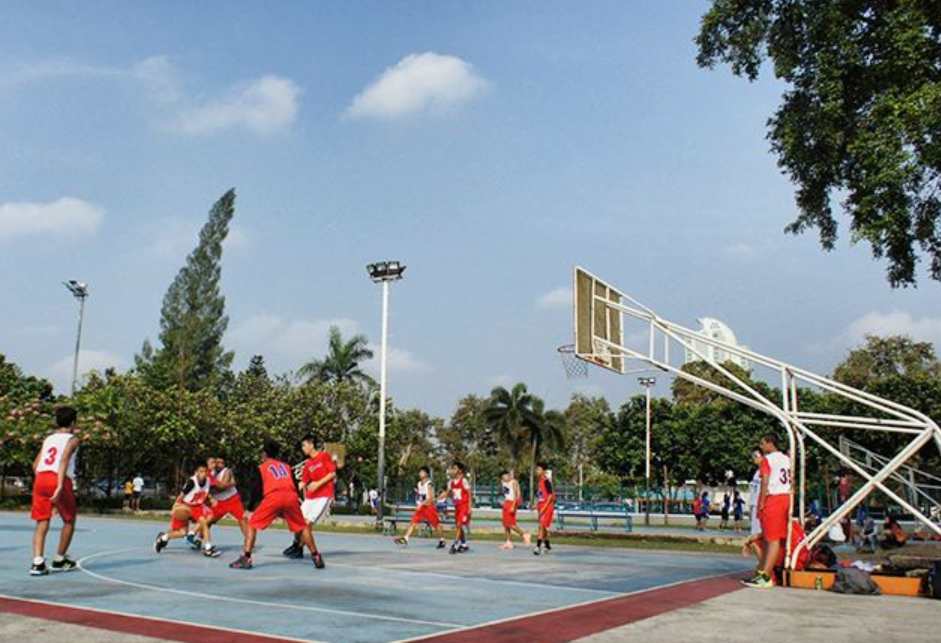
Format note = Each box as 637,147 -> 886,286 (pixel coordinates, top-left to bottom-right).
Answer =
556,503 -> 633,533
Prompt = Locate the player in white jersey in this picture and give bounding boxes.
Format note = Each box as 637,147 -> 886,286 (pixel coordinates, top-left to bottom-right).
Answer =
207,456 -> 249,538
154,463 -> 220,557
743,434 -> 793,589
394,466 -> 446,548
30,407 -> 81,576
499,471 -> 530,549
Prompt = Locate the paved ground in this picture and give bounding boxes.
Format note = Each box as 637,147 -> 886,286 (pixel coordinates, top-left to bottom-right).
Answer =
576,587 -> 940,643
3,587 -> 938,643
0,512 -> 748,643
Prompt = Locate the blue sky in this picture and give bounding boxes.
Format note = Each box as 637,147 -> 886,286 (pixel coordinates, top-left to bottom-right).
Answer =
1,1 -> 939,416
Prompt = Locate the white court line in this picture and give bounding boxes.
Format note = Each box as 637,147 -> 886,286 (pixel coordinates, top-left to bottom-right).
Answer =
316,559 -> 620,597
387,569 -> 740,643
0,592 -> 323,643
77,548 -> 463,629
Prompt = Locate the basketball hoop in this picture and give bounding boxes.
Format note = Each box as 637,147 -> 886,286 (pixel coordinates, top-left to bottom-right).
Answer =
558,344 -> 588,379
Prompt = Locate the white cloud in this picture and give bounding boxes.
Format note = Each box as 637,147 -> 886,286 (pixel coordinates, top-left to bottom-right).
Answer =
846,311 -> 941,347
228,315 -> 359,361
1,54 -> 299,136
228,314 -> 430,375
172,75 -> 300,136
46,349 -> 125,390
365,345 -> 432,375
537,286 -> 573,309
0,197 -> 103,241
346,52 -> 488,120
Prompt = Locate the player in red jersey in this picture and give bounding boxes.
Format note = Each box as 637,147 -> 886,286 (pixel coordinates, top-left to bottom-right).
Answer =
30,406 -> 81,576
282,434 -> 335,559
394,466 -> 447,549
743,434 -> 793,588
533,462 -> 555,556
207,455 -> 250,539
230,441 -> 323,570
155,463 -> 220,557
438,461 -> 472,554
742,518 -> 809,581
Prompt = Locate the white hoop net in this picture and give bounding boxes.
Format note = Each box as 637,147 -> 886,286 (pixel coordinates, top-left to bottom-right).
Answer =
558,344 -> 588,379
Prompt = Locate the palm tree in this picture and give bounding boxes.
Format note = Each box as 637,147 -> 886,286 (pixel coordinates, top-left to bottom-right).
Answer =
486,384 -> 566,503
523,398 -> 566,504
485,383 -> 540,477
297,326 -> 375,386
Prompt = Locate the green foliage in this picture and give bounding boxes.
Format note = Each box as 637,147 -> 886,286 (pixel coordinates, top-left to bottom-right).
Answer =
137,189 -> 236,390
697,0 -> 941,286
833,335 -> 941,388
297,326 -> 374,386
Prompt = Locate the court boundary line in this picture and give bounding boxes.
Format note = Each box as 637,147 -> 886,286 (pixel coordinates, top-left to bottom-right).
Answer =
0,593 -> 319,643
77,547 -> 463,629
389,570 -> 744,643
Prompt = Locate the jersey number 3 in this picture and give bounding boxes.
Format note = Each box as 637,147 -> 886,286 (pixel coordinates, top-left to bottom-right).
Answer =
44,447 -> 58,465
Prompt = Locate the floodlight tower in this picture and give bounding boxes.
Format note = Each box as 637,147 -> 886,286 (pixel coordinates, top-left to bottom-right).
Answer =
366,261 -> 406,526
638,376 -> 657,526
63,280 -> 90,395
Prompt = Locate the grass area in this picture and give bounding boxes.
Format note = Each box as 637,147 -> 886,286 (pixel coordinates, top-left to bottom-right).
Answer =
25,508 -> 743,555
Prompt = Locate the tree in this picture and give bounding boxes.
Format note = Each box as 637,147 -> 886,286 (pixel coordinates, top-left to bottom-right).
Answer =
297,326 -> 374,386
245,355 -> 269,380
437,395 -> 501,483
833,335 -> 941,389
523,399 -> 566,503
485,383 -> 541,473
697,1 -> 941,286
563,394 -> 612,499
137,189 -> 236,390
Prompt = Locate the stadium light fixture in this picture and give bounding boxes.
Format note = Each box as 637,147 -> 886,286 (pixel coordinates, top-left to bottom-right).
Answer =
63,280 -> 90,395
367,260 -> 406,526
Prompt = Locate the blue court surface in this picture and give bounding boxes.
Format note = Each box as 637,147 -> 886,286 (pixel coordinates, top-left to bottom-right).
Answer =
0,512 -> 751,643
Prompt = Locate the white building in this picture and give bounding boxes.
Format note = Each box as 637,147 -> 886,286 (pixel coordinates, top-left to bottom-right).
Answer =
683,317 -> 750,369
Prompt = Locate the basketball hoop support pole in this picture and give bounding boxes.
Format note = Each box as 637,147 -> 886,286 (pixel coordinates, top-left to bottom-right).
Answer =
571,266 -> 941,566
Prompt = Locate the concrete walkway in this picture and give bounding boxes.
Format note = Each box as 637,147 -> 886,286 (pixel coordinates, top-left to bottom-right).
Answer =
575,587 -> 939,643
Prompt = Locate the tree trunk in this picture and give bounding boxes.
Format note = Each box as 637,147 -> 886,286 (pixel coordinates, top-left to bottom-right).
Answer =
663,465 -> 670,526
578,461 -> 584,502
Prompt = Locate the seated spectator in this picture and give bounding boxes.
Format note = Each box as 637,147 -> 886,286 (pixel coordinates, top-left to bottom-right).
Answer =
742,519 -> 810,582
856,516 -> 878,553
879,516 -> 908,549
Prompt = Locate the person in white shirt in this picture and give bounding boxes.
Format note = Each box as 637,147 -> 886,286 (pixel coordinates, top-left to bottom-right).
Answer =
131,474 -> 144,512
747,450 -> 763,536
30,406 -> 81,576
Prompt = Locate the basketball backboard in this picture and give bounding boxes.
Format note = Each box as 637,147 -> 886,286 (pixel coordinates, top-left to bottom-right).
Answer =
574,266 -> 625,373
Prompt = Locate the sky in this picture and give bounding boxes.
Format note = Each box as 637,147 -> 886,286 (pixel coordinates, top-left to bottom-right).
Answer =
1,1 -> 939,417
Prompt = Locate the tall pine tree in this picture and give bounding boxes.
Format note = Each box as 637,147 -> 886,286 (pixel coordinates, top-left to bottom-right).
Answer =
137,189 -> 236,391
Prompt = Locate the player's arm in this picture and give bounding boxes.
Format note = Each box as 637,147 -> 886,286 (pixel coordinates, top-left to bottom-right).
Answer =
50,437 -> 79,502
216,469 -> 235,490
306,470 -> 337,494
32,449 -> 41,474
758,459 -> 770,513
423,484 -> 435,507
466,481 -> 473,514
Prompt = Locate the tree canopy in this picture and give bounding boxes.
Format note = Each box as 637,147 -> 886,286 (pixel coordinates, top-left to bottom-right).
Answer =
697,0 -> 941,286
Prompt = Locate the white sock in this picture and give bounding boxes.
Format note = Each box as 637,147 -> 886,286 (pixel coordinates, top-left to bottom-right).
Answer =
54,554 -> 65,563
160,534 -> 169,542
203,542 -> 213,550
33,556 -> 44,566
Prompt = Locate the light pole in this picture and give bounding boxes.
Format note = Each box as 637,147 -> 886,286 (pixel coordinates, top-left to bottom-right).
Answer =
366,261 -> 406,528
63,280 -> 90,395
638,376 -> 656,526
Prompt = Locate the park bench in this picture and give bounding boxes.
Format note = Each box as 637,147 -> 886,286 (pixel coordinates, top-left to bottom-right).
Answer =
555,502 -> 633,533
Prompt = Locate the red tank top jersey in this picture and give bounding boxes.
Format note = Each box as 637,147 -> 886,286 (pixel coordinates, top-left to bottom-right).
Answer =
449,477 -> 470,508
537,477 -> 554,507
259,459 -> 295,495
302,451 -> 336,500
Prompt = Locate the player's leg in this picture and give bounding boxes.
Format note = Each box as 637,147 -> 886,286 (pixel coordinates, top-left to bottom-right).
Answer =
31,519 -> 51,575
197,514 -> 220,557
156,505 -> 193,552
290,504 -> 324,569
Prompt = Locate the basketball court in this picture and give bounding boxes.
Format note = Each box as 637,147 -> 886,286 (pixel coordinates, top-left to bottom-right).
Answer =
0,512 -> 750,643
